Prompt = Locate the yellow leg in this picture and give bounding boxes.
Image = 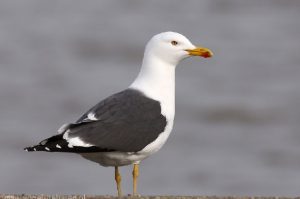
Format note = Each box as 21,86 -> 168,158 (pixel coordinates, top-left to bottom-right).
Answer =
132,163 -> 139,196
114,166 -> 122,197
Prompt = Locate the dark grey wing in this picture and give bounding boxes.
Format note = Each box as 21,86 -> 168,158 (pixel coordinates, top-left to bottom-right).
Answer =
67,89 -> 167,152
25,89 -> 167,153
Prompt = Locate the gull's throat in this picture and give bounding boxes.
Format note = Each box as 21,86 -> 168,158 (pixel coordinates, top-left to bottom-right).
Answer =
130,55 -> 175,100
129,53 -> 176,120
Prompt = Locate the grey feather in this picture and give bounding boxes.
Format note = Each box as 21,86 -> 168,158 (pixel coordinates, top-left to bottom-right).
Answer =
70,89 -> 167,152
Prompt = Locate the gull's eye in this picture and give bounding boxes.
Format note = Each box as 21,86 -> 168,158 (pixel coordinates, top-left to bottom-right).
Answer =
171,40 -> 178,46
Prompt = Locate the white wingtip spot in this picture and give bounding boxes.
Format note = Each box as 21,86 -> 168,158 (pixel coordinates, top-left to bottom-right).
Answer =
25,149 -> 28,152
33,148 -> 36,151
56,144 -> 62,149
45,147 -> 50,151
87,112 -> 98,121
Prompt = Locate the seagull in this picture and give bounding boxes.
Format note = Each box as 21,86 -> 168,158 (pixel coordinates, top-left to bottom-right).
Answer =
24,31 -> 213,196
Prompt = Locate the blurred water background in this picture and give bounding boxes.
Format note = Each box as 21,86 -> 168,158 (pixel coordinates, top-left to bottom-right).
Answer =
1,0 -> 300,196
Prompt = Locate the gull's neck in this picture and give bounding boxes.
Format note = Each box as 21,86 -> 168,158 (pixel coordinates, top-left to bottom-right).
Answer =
129,54 -> 176,119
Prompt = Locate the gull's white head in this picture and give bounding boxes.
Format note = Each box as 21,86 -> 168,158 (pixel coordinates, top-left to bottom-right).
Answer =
130,31 -> 213,101
144,31 -> 213,66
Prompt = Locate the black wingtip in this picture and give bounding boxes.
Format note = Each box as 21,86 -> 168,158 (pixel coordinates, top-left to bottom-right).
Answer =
24,147 -> 31,152
24,146 -> 36,152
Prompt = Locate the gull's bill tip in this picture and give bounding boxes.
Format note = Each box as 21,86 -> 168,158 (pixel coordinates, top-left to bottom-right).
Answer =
186,46 -> 213,58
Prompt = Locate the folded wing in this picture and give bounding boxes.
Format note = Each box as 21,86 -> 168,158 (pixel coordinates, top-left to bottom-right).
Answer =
25,89 -> 167,153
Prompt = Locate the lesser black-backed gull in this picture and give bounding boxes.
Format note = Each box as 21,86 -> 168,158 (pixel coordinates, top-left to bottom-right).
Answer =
24,31 -> 213,196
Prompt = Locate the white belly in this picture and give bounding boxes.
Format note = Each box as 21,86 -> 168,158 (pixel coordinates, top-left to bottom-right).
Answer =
80,120 -> 173,167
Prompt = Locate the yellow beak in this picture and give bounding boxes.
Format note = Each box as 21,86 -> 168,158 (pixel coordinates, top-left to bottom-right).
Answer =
185,46 -> 213,58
